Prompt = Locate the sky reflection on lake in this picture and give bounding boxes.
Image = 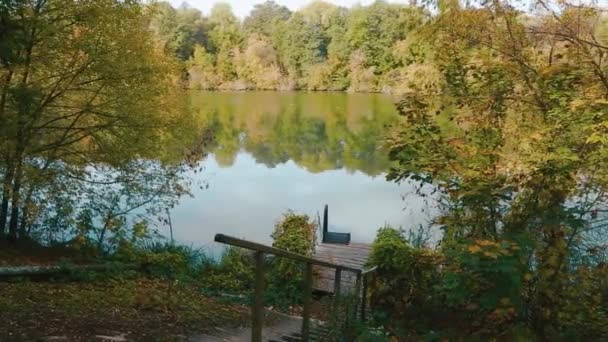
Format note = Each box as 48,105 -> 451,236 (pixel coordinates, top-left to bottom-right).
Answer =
167,92 -> 434,252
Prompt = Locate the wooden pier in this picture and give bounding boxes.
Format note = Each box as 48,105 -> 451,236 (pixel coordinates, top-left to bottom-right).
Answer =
313,242 -> 372,293
312,204 -> 372,293
212,205 -> 375,341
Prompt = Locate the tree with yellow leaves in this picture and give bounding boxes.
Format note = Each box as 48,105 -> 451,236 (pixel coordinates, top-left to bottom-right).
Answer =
388,0 -> 608,338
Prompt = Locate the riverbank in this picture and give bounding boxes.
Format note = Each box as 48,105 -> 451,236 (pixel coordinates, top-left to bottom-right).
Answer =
0,279 -> 250,341
0,240 -> 251,341
0,235 -> 324,341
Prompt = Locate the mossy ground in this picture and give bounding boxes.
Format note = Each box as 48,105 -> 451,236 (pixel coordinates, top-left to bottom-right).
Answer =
0,242 -> 250,341
0,278 -> 250,341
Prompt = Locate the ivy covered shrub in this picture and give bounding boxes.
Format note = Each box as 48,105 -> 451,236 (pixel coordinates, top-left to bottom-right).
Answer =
439,239 -> 525,334
266,212 -> 317,307
367,226 -> 443,336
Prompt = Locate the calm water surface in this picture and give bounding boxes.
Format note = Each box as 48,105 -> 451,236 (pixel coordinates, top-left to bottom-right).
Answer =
170,91 -> 431,251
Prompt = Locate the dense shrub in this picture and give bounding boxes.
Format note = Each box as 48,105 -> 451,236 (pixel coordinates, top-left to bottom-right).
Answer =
266,212 -> 317,307
548,264 -> 608,339
200,247 -> 256,294
113,239 -> 204,280
367,226 -> 443,336
367,227 -> 608,339
439,239 -> 525,334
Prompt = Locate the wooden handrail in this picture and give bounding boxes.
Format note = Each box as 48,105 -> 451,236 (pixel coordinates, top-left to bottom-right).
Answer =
214,233 -> 364,342
361,265 -> 378,275
214,234 -> 362,274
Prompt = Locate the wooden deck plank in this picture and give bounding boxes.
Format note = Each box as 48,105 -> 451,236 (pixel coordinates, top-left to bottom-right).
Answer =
312,242 -> 372,293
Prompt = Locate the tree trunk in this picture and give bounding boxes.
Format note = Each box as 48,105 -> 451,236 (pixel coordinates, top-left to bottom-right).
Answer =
18,185 -> 34,239
0,70 -> 13,120
0,164 -> 14,237
8,159 -> 23,240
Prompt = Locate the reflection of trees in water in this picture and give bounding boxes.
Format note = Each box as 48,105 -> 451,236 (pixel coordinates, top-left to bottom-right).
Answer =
193,92 -> 399,175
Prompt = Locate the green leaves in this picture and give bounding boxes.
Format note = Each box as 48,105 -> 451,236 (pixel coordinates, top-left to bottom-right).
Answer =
267,212 -> 317,307
385,0 -> 608,338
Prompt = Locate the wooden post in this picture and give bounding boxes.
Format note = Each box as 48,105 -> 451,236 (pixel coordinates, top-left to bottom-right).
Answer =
361,275 -> 368,322
333,267 -> 342,296
252,251 -> 264,342
354,272 -> 362,321
322,204 -> 328,242
302,262 -> 313,342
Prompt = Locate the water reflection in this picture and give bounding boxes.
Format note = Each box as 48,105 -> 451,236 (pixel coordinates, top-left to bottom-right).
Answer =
194,91 -> 399,175
170,91 -> 429,250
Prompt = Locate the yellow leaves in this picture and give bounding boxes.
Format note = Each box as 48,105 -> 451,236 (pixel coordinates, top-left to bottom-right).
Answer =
483,251 -> 498,259
489,305 -> 517,322
594,98 -> 608,106
476,239 -> 497,247
569,98 -> 587,111
73,234 -> 87,249
466,239 -> 518,259
468,245 -> 482,253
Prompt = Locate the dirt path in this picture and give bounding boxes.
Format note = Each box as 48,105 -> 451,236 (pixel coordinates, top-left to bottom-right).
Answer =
192,312 -> 302,342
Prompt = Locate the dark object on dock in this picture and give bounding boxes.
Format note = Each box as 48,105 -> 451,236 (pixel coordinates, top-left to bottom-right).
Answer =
321,204 -> 350,244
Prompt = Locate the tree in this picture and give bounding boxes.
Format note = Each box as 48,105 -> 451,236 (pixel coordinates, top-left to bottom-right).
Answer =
145,0 -> 433,92
188,44 -> 220,89
387,0 -> 608,337
208,3 -> 241,83
234,35 -> 283,89
274,13 -> 325,82
150,2 -> 208,61
243,0 -> 291,37
0,0 -> 197,242
346,1 -> 409,74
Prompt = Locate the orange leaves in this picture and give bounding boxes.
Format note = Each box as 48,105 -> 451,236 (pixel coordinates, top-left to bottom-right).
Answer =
467,244 -> 482,253
476,240 -> 497,247
483,251 -> 499,259
465,239 -> 519,259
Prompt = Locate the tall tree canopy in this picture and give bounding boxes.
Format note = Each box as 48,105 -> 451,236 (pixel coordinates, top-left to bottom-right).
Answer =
0,0 -> 202,247
387,0 -> 608,337
153,0 -> 430,92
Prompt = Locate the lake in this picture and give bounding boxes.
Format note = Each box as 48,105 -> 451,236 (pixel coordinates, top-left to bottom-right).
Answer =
169,91 -> 433,252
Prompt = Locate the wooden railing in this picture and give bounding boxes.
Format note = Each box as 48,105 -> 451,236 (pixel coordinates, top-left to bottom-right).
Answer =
360,265 -> 377,322
214,233 -> 365,342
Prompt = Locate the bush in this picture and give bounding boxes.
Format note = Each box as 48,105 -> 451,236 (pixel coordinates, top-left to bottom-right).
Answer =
113,239 -> 204,280
367,227 -> 528,336
438,239 -> 525,333
367,225 -> 608,339
550,264 -> 608,339
367,226 -> 443,336
266,212 -> 317,307
200,247 -> 256,295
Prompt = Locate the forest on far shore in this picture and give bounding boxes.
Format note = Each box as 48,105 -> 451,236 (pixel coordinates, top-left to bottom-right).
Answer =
151,0 -> 429,93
